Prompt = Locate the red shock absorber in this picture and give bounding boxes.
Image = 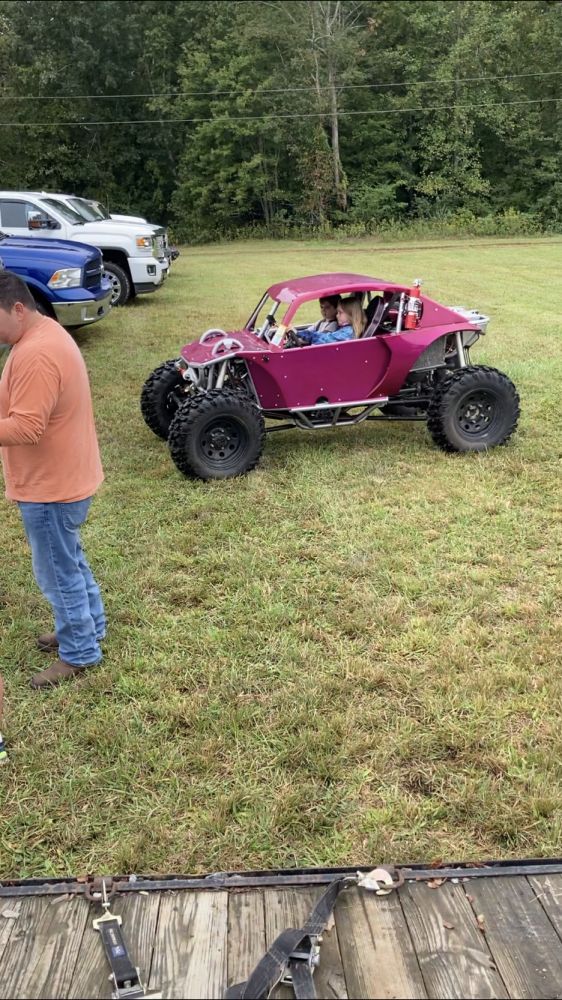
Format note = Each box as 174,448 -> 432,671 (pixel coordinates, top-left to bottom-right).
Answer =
404,279 -> 423,330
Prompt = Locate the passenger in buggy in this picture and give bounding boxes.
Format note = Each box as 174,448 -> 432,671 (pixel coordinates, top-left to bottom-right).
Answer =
296,296 -> 366,345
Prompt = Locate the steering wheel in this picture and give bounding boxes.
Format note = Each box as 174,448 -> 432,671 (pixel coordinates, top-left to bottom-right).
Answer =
284,328 -> 303,348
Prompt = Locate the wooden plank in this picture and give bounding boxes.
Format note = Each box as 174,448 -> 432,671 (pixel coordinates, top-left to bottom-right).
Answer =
0,898 -> 23,966
400,881 -> 508,999
0,895 -> 90,999
264,886 -> 348,1000
226,890 -> 267,992
148,889 -> 228,999
528,874 -> 562,939
68,891 -> 161,998
467,875 -> 562,999
335,885 -> 428,999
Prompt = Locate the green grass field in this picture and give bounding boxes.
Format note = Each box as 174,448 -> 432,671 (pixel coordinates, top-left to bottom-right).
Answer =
1,237 -> 560,879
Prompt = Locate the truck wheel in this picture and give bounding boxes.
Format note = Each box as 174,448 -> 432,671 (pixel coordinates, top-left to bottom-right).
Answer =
427,365 -> 520,452
103,262 -> 131,306
33,298 -> 52,318
168,388 -> 265,480
140,360 -> 191,440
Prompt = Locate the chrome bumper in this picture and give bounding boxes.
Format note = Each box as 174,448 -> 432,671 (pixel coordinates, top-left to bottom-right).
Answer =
52,288 -> 113,327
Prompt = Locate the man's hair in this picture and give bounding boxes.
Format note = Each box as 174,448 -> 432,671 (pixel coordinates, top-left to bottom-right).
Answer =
0,271 -> 37,311
319,295 -> 341,308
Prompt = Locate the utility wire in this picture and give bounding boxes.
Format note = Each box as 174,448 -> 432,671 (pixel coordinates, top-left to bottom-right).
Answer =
0,70 -> 560,101
0,97 -> 558,128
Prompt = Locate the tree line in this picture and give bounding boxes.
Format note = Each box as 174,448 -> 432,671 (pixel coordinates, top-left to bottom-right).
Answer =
0,0 -> 560,241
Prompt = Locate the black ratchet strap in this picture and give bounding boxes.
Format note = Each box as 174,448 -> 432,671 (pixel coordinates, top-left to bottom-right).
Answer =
225,866 -> 404,1000
94,910 -> 146,999
225,874 -> 354,1000
88,878 -> 161,999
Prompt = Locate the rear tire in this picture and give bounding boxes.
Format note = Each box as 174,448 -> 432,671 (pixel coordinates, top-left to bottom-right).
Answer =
427,365 -> 520,452
103,261 -> 131,306
168,388 -> 265,480
141,360 -> 191,439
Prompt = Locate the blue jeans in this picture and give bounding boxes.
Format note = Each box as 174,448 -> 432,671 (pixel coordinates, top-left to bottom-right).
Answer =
18,498 -> 105,667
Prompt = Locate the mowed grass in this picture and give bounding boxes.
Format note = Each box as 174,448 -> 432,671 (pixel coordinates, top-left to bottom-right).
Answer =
0,237 -> 561,878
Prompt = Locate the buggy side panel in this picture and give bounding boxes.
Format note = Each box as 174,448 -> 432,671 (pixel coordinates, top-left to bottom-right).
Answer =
374,323 -> 481,396
244,321 -> 480,409
243,337 -> 392,409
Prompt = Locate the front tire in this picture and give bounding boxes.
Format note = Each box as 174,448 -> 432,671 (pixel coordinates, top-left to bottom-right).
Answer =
103,261 -> 131,306
427,365 -> 520,452
168,388 -> 265,480
141,360 -> 191,439
34,300 -> 50,317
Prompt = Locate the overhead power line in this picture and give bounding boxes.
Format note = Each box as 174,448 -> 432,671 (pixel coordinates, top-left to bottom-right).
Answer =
0,96 -> 558,128
0,70 -> 560,102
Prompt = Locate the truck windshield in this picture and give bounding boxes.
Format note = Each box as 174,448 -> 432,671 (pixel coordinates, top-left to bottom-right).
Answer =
91,200 -> 111,220
68,198 -> 103,222
40,198 -> 85,224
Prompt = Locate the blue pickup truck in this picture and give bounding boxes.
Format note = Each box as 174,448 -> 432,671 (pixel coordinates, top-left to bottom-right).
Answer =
0,231 -> 112,329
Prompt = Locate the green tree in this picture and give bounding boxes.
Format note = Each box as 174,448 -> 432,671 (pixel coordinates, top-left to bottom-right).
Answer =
0,0 -> 559,237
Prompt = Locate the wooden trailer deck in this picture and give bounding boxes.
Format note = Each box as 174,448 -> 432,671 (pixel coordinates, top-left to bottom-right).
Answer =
0,861 -> 561,999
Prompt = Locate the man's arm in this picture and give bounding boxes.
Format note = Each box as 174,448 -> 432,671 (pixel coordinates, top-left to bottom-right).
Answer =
0,355 -> 61,446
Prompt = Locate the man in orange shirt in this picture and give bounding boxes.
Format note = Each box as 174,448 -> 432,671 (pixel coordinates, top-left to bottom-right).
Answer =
0,271 -> 105,688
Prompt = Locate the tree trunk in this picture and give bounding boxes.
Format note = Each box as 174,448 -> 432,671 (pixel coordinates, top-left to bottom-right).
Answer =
258,135 -> 273,226
329,64 -> 347,211
323,1 -> 347,212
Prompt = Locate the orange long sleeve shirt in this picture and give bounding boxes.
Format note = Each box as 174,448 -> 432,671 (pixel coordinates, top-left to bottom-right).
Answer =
0,316 -> 104,502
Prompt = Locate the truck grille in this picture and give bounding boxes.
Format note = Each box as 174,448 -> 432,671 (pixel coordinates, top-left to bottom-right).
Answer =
84,257 -> 103,290
153,235 -> 165,259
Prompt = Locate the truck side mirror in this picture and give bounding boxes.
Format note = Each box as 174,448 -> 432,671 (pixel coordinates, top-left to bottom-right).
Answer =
28,213 -> 58,231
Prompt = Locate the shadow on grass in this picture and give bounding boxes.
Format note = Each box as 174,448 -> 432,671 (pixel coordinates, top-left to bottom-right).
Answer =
263,418 -> 429,462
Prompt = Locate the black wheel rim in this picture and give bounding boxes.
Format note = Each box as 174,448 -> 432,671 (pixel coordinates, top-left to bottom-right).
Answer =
456,388 -> 501,437
199,416 -> 249,469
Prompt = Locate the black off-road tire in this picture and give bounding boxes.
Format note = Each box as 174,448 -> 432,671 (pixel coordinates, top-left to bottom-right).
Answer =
427,364 -> 520,453
168,388 -> 266,480
103,261 -> 131,306
141,360 -> 190,439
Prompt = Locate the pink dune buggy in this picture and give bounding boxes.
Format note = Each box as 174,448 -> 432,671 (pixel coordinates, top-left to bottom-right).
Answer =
141,272 -> 520,480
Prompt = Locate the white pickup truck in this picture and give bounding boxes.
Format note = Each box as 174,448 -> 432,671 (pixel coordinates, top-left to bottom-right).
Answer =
46,194 -> 173,268
0,190 -> 167,305
86,199 -> 180,262
86,198 -> 180,262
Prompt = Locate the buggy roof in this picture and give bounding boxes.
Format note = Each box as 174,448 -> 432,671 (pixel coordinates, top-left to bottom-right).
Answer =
266,272 -> 408,304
